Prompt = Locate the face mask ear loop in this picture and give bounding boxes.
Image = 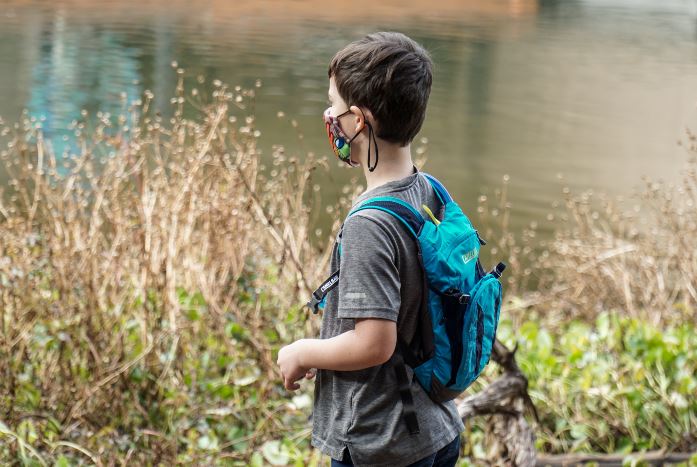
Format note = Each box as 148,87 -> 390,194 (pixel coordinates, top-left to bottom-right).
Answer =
367,124 -> 372,172
368,123 -> 379,172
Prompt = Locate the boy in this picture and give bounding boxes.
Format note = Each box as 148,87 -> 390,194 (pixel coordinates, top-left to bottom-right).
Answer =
277,32 -> 464,467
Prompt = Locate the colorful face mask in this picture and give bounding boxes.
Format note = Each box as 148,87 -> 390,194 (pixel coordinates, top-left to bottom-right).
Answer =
323,107 -> 379,171
323,107 -> 359,167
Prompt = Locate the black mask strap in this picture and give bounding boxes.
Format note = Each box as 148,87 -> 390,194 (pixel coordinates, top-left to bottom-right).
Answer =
367,123 -> 379,172
348,106 -> 379,172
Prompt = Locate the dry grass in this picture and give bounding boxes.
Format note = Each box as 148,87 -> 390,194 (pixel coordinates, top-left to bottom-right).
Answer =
0,70 -> 354,463
477,130 -> 697,327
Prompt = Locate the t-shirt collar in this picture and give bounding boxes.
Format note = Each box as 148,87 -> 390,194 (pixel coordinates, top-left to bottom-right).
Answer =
353,165 -> 420,207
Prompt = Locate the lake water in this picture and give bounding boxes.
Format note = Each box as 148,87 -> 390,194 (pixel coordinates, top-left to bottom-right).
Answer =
1,0 -> 697,239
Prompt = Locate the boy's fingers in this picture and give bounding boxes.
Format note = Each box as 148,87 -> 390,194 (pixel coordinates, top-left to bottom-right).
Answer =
284,377 -> 300,391
283,374 -> 297,391
282,371 -> 310,390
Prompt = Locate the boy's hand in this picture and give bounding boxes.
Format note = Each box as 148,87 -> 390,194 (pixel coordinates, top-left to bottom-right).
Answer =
277,339 -> 310,391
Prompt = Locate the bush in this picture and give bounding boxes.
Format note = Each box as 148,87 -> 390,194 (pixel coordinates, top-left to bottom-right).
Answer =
496,313 -> 697,455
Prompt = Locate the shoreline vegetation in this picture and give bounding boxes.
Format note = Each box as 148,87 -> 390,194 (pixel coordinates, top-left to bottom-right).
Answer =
1,74 -> 695,465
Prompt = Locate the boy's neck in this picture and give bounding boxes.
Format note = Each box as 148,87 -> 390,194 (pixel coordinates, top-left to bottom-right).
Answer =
360,143 -> 415,194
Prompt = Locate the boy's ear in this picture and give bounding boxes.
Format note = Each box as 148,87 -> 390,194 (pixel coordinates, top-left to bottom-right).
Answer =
348,105 -> 375,134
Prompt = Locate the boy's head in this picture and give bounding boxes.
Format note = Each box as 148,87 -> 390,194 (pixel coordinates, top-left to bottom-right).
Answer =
327,32 -> 433,147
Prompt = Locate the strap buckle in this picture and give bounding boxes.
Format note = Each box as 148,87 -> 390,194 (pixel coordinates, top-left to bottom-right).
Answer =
491,262 -> 506,279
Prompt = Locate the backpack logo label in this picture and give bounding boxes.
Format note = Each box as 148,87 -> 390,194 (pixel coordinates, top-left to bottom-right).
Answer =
321,275 -> 339,293
462,249 -> 477,264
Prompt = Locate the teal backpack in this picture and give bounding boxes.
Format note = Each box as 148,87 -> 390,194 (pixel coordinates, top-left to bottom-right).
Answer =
307,172 -> 506,435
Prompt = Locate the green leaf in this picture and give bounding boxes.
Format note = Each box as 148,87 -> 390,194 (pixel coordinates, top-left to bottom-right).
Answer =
570,424 -> 588,441
262,440 -> 290,466
233,360 -> 261,386
263,328 -> 279,343
291,394 -> 312,410
617,436 -> 634,454
250,452 -> 265,467
537,329 -> 553,358
233,374 -> 259,387
197,435 -> 219,451
519,321 -> 538,342
226,322 -> 247,339
214,384 -> 234,399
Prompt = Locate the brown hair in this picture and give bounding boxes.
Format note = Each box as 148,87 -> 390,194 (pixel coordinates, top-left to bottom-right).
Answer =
328,32 -> 433,147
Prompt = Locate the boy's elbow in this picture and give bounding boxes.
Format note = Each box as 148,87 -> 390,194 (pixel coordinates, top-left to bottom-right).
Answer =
361,344 -> 393,367
375,333 -> 397,365
373,344 -> 395,366
354,319 -> 397,367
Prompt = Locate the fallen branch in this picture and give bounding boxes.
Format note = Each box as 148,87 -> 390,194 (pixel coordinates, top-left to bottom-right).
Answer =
456,339 -> 538,466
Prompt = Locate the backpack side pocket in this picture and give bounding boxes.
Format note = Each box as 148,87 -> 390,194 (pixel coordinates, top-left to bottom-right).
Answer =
463,274 -> 502,385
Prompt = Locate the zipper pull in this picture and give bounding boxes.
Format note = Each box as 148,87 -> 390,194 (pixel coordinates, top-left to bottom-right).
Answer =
422,204 -> 441,226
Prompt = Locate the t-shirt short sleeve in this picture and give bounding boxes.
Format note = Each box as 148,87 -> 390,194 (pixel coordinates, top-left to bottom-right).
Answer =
336,213 -> 401,322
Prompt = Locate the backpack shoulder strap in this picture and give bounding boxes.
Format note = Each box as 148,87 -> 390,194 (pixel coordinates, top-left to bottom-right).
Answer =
348,195 -> 429,436
347,195 -> 425,239
421,172 -> 453,204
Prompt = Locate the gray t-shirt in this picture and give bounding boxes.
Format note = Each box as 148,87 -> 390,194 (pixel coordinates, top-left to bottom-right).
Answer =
310,166 -> 465,467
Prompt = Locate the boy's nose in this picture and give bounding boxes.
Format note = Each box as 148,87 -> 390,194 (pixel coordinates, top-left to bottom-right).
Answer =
323,108 -> 334,122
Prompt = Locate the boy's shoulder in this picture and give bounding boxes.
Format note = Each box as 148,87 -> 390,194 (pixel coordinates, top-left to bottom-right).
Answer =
342,171 -> 436,234
337,172 -> 439,263
338,210 -> 400,262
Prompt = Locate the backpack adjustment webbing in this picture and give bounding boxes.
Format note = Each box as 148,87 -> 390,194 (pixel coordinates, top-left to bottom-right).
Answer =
393,351 -> 420,435
306,268 -> 340,314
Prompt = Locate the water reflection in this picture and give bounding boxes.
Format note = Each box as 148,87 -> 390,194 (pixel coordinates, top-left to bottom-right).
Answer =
1,0 -> 696,237
26,10 -> 142,156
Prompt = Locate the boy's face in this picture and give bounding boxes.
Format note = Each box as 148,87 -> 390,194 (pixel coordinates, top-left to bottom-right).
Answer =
324,76 -> 364,167
326,76 -> 348,118
324,77 -> 379,172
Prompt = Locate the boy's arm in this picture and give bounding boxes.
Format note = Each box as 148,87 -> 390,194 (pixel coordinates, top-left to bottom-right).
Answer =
277,317 -> 396,390
278,214 -> 401,390
303,317 -> 397,370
